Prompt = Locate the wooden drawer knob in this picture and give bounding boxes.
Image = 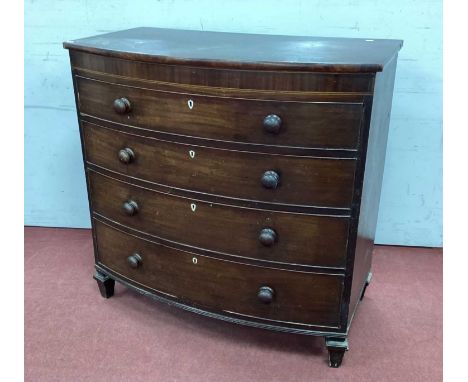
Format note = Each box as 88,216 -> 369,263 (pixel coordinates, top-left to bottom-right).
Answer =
261,170 -> 280,189
118,148 -> 135,164
122,200 -> 139,216
113,97 -> 132,114
127,253 -> 142,269
258,286 -> 275,304
259,228 -> 277,246
263,114 -> 282,134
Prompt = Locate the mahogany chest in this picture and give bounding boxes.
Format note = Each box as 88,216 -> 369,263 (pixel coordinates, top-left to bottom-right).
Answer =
64,28 -> 402,367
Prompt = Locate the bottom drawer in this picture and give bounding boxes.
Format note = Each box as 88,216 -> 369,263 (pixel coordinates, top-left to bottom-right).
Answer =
94,220 -> 344,328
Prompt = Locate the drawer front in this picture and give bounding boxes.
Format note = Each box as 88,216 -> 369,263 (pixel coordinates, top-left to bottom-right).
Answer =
71,51 -> 374,93
89,171 -> 349,268
77,76 -> 363,149
83,122 -> 356,208
95,220 -> 343,327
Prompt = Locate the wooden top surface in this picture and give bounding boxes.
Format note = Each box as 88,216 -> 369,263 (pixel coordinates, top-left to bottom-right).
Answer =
64,27 -> 402,73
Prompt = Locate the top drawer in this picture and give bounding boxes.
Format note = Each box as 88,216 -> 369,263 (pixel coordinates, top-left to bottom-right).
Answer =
76,76 -> 363,150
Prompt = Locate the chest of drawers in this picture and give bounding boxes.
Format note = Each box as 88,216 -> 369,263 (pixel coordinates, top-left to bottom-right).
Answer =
64,28 -> 402,368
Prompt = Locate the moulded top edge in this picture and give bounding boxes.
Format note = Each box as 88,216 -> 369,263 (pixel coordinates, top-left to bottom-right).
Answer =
63,27 -> 403,73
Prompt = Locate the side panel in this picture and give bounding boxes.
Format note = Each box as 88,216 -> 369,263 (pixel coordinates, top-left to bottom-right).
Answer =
347,55 -> 399,327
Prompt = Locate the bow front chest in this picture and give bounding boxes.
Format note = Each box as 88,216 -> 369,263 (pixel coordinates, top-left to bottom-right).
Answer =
64,28 -> 402,367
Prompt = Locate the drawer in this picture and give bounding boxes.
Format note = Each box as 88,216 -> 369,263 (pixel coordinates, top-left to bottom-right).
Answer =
71,51 -> 375,93
77,76 -> 363,149
83,122 -> 356,208
94,220 -> 344,328
89,171 -> 349,268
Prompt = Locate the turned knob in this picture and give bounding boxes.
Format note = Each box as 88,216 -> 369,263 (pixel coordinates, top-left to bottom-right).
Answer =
259,228 -> 277,247
113,97 -> 131,114
127,253 -> 142,269
263,114 -> 282,134
261,170 -> 280,189
118,148 -> 135,164
122,200 -> 139,216
258,286 -> 275,304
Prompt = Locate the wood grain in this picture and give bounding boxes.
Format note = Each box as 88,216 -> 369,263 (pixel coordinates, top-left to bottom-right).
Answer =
88,170 -> 350,268
70,51 -> 374,93
64,27 -> 402,73
347,55 -> 399,327
94,219 -> 344,327
64,27 -> 402,360
76,76 -> 364,149
83,121 -> 357,208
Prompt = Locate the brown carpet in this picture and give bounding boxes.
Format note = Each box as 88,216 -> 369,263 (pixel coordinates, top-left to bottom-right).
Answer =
24,227 -> 442,382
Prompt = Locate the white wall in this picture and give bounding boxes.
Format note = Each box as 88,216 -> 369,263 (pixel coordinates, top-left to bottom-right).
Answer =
25,0 -> 442,246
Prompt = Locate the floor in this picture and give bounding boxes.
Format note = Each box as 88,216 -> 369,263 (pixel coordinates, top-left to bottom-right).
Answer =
24,227 -> 442,382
